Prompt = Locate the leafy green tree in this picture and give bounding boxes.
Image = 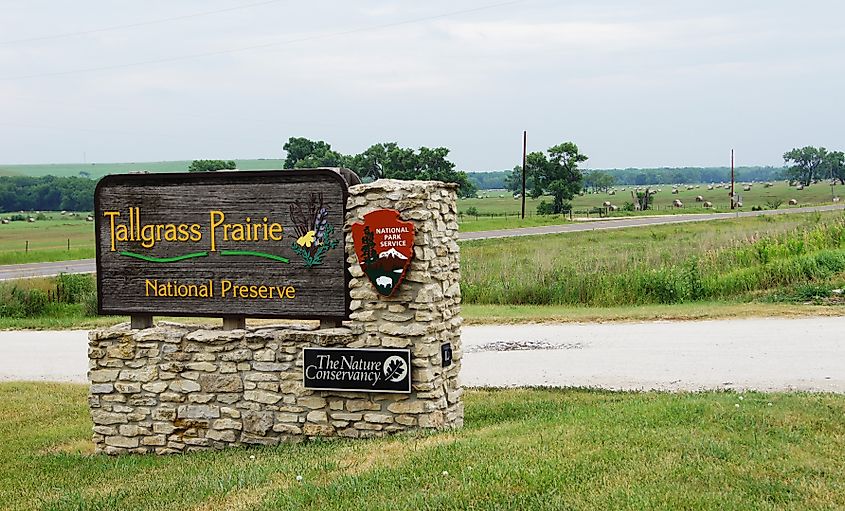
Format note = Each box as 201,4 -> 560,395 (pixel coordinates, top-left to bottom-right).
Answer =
584,170 -> 614,192
783,146 -> 827,186
346,142 -> 477,198
504,165 -> 536,194
0,176 -> 96,212
346,143 -> 399,181
188,160 -> 236,172
529,142 -> 587,214
823,150 -> 845,184
282,137 -> 344,168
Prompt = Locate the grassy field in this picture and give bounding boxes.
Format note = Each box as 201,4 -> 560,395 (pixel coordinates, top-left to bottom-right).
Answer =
0,212 -> 94,265
461,302 -> 845,324
4,211 -> 845,330
464,181 -> 840,216
2,383 -> 844,510
1,176 -> 841,265
463,210 -> 845,306
5,302 -> 845,330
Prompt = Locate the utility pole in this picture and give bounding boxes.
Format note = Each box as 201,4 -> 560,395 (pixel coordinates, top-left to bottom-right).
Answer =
730,149 -> 735,210
521,130 -> 527,219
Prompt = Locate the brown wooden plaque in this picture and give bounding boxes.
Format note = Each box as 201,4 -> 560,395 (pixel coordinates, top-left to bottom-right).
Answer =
94,170 -> 349,320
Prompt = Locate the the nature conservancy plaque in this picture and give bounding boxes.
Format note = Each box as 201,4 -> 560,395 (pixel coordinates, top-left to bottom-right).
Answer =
94,170 -> 349,320
303,347 -> 412,393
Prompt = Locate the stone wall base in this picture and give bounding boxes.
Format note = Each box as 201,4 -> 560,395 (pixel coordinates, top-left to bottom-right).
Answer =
89,322 -> 463,455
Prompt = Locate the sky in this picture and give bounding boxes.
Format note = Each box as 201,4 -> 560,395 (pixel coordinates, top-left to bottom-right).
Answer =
1,0 -> 843,171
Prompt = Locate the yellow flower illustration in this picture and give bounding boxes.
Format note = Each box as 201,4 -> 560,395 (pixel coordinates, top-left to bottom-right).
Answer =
296,230 -> 316,248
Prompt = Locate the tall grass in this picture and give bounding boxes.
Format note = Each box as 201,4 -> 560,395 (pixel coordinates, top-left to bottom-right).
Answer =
462,211 -> 845,306
0,273 -> 97,318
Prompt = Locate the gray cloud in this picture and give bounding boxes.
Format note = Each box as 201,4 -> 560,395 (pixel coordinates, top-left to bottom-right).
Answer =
1,0 -> 843,170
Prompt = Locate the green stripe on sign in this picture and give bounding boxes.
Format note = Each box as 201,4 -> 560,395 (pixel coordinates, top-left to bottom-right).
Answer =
220,250 -> 290,263
120,251 -> 209,263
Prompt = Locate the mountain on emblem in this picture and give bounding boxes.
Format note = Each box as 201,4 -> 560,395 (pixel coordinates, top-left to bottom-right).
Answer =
351,209 -> 415,297
379,248 -> 408,260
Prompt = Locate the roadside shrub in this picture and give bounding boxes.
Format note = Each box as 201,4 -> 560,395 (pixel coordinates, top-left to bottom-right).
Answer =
683,258 -> 705,301
536,201 -> 555,215
0,286 -> 50,317
83,291 -> 99,317
56,273 -> 95,303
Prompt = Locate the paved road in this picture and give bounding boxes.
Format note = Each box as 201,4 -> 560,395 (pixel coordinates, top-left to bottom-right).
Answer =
0,258 -> 95,281
2,317 -> 843,392
2,204 -> 842,280
461,318 -> 845,392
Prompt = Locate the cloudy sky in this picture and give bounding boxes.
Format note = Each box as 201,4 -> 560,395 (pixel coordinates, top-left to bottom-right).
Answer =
1,1 -> 843,170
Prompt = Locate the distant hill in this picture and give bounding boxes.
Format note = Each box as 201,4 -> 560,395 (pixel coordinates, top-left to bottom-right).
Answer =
0,159 -> 287,179
0,160 -> 787,189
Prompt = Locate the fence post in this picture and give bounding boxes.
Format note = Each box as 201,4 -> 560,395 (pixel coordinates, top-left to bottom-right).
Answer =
25,240 -> 28,253
68,238 -> 70,251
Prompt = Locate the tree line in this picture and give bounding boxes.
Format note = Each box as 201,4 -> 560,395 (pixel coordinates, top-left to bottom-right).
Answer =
0,176 -> 96,213
3,143 -> 839,214
478,166 -> 791,190
281,137 -> 478,198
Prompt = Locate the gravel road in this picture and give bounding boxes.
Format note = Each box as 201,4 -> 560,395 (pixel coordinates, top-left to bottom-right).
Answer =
2,317 -> 843,392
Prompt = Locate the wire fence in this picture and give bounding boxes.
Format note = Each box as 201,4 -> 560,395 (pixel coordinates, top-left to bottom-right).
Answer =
0,239 -> 93,253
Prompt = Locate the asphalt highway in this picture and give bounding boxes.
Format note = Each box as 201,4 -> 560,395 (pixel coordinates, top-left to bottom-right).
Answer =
0,258 -> 96,281
1,204 -> 842,280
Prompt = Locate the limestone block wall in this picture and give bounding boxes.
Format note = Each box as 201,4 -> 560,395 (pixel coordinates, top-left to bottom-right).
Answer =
345,180 -> 463,426
88,179 -> 462,454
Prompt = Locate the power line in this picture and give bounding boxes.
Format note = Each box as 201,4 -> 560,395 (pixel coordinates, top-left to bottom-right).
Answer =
0,0 -> 284,45
1,0 -> 526,81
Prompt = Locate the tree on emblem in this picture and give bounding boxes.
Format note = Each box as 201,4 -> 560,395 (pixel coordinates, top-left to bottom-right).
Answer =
361,226 -> 377,263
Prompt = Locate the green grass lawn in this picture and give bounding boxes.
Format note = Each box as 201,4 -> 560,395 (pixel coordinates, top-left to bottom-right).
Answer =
2,383 -> 844,510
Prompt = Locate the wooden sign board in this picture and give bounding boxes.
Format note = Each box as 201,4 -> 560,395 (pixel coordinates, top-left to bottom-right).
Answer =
94,170 -> 349,320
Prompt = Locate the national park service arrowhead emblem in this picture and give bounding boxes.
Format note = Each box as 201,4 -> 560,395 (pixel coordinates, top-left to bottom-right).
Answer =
351,209 -> 414,297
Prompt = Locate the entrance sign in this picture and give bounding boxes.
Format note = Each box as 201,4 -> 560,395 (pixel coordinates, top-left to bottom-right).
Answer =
94,170 -> 349,320
351,209 -> 415,297
303,347 -> 412,393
